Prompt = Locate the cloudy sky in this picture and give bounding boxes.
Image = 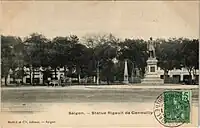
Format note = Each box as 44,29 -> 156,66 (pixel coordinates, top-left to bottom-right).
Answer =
1,1 -> 199,40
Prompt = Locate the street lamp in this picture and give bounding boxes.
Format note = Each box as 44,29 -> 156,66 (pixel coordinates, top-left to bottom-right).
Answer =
97,61 -> 100,85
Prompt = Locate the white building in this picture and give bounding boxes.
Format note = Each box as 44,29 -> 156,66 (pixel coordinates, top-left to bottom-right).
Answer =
157,67 -> 199,82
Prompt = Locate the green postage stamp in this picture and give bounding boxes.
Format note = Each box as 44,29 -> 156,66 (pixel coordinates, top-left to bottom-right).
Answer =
164,91 -> 191,123
154,90 -> 192,127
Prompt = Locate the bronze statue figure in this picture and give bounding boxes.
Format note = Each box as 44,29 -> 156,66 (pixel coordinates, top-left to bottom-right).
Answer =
147,37 -> 156,58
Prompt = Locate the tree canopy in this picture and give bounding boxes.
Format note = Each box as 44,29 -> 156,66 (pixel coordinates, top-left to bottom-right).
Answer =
1,33 -> 199,85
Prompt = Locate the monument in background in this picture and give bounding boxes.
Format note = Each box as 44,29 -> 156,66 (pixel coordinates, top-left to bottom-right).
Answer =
141,37 -> 164,84
123,59 -> 129,84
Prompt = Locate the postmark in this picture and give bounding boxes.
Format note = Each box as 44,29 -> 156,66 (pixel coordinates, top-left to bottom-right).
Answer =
153,90 -> 191,127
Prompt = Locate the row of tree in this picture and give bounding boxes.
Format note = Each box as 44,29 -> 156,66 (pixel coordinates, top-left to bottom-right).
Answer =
1,33 -> 199,85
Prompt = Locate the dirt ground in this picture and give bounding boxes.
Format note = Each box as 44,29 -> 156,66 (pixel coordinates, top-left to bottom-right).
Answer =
0,85 -> 199,128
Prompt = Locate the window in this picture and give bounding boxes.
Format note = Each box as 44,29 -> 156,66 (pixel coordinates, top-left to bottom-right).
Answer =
150,67 -> 155,72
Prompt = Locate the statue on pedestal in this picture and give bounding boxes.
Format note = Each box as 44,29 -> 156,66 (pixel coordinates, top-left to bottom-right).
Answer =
147,37 -> 156,58
141,37 -> 164,84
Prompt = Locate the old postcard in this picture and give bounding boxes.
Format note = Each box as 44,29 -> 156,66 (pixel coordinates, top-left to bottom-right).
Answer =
0,1 -> 199,128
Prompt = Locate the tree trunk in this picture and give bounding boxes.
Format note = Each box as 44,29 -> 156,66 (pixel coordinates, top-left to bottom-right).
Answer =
192,69 -> 197,83
21,67 -> 24,85
32,67 -> 35,86
163,69 -> 168,83
106,77 -> 110,85
54,67 -> 57,79
77,66 -> 81,84
78,74 -> 81,84
64,66 -> 67,77
42,74 -> 45,85
64,66 -> 67,84
13,71 -> 16,84
42,69 -> 45,85
5,76 -> 7,86
187,68 -> 192,85
189,71 -> 192,85
29,66 -> 32,85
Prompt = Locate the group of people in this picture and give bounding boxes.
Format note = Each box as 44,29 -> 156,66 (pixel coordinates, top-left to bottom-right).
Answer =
46,76 -> 72,87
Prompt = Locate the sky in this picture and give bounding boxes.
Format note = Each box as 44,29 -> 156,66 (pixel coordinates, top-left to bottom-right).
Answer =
1,1 -> 199,40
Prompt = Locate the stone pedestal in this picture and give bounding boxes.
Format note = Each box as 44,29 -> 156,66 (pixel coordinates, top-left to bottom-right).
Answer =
132,77 -> 141,83
141,58 -> 164,84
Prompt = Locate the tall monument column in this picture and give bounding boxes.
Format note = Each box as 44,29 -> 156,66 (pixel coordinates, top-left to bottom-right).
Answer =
123,59 -> 129,84
141,37 -> 164,84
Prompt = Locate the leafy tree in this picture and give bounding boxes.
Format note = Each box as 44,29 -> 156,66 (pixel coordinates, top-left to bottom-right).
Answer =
51,37 -> 67,79
83,33 -> 120,83
117,39 -> 148,77
180,38 -> 199,83
94,43 -> 118,84
1,35 -> 22,85
156,38 -> 182,80
23,33 -> 49,85
83,33 -> 120,48
1,33 -> 199,86
69,43 -> 90,83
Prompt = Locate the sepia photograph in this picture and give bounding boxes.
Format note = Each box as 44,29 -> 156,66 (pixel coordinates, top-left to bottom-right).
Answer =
0,1 -> 199,128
